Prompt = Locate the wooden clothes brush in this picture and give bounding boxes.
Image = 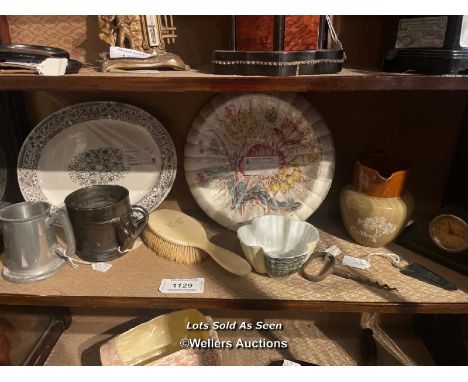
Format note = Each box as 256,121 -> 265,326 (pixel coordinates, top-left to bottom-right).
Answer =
141,209 -> 251,276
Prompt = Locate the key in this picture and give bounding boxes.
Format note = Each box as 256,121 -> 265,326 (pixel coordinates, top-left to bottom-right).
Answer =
301,251 -> 398,292
333,267 -> 398,292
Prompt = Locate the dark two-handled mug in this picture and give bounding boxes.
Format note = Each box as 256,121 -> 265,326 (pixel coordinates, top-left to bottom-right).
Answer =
64,185 -> 149,262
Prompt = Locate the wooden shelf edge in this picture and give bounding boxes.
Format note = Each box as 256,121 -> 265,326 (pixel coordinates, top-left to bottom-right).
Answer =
1,70 -> 468,92
1,294 -> 468,314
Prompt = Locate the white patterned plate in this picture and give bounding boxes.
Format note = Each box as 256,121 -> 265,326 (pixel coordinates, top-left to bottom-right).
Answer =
185,93 -> 335,231
18,102 -> 176,211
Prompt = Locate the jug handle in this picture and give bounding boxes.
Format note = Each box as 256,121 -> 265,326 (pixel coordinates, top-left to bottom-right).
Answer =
47,209 -> 76,259
117,205 -> 149,254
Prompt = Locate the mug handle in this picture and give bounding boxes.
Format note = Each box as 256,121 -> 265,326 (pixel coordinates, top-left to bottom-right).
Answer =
47,209 -> 76,259
117,206 -> 149,253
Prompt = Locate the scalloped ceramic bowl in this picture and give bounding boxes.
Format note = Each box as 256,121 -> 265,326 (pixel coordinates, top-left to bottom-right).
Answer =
237,215 -> 319,277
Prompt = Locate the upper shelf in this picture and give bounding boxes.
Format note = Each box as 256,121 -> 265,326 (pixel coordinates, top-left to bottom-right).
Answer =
1,68 -> 468,92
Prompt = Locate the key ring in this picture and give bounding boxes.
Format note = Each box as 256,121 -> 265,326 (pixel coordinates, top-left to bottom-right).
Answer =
301,251 -> 336,282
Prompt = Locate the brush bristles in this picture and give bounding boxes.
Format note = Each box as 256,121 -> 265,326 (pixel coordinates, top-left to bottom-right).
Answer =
141,227 -> 207,264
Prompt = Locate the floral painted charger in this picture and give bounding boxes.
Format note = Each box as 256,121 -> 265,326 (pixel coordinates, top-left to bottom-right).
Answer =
17,102 -> 176,212
185,93 -> 335,231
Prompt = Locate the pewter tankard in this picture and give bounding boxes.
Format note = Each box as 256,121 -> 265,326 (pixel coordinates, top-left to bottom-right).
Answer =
0,202 -> 75,283
64,185 -> 148,262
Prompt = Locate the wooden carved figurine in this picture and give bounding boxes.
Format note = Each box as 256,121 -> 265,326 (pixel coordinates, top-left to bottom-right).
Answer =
116,16 -> 136,49
97,16 -> 116,46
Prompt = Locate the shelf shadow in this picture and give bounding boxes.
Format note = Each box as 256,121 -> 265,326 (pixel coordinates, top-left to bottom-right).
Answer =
80,314 -> 158,366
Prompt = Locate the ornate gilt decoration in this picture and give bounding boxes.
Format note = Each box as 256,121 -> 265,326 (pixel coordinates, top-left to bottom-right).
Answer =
97,15 -> 187,72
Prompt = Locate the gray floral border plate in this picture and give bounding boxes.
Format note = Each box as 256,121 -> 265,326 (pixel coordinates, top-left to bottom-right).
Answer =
17,101 -> 177,212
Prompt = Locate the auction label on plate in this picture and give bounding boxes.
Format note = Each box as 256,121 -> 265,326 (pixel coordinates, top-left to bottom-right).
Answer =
124,148 -> 155,166
243,156 -> 279,176
159,278 -> 205,294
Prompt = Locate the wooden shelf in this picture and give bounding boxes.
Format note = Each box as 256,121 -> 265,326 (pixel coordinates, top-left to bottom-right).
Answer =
44,309 -> 433,366
1,203 -> 468,314
1,68 -> 468,92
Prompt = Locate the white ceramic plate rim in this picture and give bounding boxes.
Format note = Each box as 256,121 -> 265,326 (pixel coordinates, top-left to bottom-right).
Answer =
17,101 -> 176,211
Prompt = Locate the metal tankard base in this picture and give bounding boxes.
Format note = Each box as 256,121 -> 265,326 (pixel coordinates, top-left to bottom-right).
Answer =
1,256 -> 65,283
76,247 -> 127,263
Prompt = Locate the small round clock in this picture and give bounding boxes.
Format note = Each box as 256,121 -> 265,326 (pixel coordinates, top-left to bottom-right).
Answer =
429,214 -> 468,253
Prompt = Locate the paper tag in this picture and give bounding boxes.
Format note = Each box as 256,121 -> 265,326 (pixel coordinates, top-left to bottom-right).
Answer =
2,58 -> 66,76
282,360 -> 301,366
91,262 -> 112,273
324,245 -> 342,257
342,255 -> 370,270
159,278 -> 205,294
37,58 -> 68,76
109,46 -> 156,59
243,156 -> 279,176
124,148 -> 156,166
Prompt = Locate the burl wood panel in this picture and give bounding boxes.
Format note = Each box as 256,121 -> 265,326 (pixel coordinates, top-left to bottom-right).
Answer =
285,15 -> 320,51
236,16 -> 320,51
236,16 -> 274,51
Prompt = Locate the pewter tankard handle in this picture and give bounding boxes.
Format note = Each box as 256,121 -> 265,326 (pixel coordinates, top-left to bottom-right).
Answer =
47,209 -> 76,259
117,205 -> 149,253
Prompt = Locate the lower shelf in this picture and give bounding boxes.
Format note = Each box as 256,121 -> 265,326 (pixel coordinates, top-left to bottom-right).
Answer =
44,309 -> 434,366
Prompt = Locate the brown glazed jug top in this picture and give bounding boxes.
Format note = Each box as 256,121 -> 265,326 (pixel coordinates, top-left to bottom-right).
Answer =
353,154 -> 410,198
